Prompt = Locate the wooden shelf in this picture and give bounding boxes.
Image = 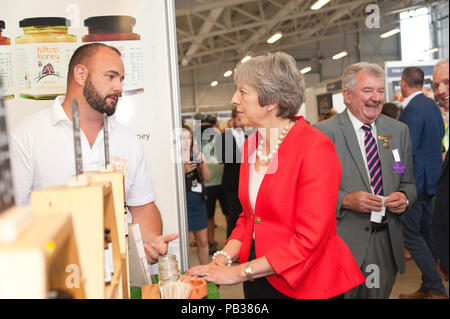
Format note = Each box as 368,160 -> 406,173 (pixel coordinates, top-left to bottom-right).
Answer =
0,211 -> 85,298
80,170 -> 130,299
30,181 -> 124,299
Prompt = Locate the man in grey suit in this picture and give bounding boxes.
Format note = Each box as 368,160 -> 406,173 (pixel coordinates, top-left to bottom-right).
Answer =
315,62 -> 417,298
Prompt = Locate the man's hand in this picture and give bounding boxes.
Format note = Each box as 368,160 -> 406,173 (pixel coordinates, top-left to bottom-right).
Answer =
183,161 -> 197,174
144,233 -> 179,263
384,192 -> 408,214
342,191 -> 382,213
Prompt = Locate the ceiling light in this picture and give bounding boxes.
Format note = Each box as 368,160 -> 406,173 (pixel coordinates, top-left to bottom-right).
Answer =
311,0 -> 331,10
300,67 -> 312,74
332,51 -> 347,60
241,55 -> 252,63
267,32 -> 283,44
380,28 -> 400,38
223,70 -> 233,77
210,81 -> 218,87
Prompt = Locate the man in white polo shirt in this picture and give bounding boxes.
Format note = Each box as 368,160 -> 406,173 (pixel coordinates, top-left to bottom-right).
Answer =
9,43 -> 178,263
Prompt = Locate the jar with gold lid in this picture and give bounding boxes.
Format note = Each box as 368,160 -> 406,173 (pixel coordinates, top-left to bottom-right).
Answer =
0,20 -> 14,99
16,17 -> 77,100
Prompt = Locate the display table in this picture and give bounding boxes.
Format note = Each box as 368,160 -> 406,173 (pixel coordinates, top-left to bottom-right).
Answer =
130,276 -> 220,299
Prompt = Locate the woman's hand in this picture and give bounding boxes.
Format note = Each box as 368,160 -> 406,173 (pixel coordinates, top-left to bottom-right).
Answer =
184,262 -> 245,286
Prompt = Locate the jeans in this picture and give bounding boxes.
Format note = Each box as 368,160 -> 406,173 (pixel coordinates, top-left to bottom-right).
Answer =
400,194 -> 446,295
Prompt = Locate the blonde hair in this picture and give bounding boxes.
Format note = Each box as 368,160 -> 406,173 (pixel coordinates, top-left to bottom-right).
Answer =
234,51 -> 305,119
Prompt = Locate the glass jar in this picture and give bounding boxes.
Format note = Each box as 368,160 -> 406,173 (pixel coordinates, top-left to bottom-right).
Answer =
16,17 -> 77,100
83,16 -> 144,96
0,20 -> 14,99
158,254 -> 181,298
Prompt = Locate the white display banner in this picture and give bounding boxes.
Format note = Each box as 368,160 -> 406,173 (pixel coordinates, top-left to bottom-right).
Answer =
2,0 -> 188,270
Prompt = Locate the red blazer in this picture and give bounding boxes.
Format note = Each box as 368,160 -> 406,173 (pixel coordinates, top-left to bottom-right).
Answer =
227,117 -> 365,298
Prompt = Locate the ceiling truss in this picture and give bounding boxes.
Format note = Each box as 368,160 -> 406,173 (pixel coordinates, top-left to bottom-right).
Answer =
175,0 -> 444,72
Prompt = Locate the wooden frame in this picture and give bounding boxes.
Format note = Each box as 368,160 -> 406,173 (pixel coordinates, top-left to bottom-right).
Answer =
30,182 -> 123,299
0,211 -> 85,298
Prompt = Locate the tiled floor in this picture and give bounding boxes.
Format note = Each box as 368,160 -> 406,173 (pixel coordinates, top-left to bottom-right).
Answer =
188,204 -> 449,299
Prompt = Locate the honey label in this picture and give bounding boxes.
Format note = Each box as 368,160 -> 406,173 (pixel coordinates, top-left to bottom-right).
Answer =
96,40 -> 144,95
16,42 -> 77,99
0,45 -> 14,98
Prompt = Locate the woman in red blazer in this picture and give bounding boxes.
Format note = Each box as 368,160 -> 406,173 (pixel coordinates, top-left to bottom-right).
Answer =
185,52 -> 364,299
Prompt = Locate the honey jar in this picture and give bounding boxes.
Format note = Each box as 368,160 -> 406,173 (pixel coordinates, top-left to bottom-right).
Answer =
83,16 -> 144,96
0,20 -> 14,99
16,17 -> 77,100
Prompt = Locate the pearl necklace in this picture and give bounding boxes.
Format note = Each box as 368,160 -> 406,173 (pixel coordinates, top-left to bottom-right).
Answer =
257,121 -> 294,163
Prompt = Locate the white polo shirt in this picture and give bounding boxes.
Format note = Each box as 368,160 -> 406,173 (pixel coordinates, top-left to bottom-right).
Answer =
9,96 -> 155,207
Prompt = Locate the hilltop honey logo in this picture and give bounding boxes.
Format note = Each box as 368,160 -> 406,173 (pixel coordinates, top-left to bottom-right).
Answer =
35,61 -> 61,83
35,46 -> 62,82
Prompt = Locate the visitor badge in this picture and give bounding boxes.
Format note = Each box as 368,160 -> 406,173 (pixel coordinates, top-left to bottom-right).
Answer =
392,149 -> 405,174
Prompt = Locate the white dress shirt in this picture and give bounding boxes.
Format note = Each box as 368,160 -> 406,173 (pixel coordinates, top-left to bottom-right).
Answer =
401,91 -> 423,109
9,96 -> 155,208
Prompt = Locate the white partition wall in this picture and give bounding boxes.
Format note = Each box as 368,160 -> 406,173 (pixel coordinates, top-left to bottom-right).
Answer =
2,0 -> 189,270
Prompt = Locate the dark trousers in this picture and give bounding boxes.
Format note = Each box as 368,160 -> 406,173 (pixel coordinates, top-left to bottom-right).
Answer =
243,241 -> 344,299
401,194 -> 446,295
205,185 -> 228,218
224,190 -> 242,238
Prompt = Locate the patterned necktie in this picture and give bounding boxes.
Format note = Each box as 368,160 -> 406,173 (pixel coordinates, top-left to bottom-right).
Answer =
362,123 -> 384,196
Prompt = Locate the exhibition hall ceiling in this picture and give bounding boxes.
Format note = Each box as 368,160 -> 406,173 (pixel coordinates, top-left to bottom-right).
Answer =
175,0 -> 442,72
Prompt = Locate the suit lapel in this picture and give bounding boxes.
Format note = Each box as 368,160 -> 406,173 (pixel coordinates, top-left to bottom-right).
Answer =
375,116 -> 394,195
339,111 -> 372,192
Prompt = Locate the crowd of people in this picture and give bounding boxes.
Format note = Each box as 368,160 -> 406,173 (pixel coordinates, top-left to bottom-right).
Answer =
6,40 -> 449,299
184,54 -> 449,299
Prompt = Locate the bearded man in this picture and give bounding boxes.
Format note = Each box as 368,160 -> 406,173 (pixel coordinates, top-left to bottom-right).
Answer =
9,43 -> 177,263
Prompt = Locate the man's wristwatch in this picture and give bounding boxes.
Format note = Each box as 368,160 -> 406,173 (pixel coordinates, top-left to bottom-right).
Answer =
244,262 -> 254,282
399,191 -> 410,211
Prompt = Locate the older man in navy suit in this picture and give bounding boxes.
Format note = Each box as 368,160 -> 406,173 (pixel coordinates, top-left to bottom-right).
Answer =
398,66 -> 447,299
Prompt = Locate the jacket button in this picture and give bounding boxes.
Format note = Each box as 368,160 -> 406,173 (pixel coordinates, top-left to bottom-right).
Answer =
255,217 -> 261,224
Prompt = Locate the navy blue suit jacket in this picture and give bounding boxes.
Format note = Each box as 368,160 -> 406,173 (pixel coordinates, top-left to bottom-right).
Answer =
399,92 -> 445,195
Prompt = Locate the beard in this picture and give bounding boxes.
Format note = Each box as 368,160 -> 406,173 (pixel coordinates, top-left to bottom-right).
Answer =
83,76 -> 118,116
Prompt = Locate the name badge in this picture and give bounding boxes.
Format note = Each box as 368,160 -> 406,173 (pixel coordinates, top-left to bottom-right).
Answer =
392,149 -> 406,174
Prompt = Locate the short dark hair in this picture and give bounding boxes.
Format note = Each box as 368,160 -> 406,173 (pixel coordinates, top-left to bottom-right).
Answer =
402,67 -> 424,88
67,43 -> 121,83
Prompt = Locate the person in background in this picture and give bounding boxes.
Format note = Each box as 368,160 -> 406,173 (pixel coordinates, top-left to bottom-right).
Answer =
315,62 -> 416,299
216,108 -> 252,238
432,58 -> 449,158
381,102 -> 400,119
200,115 -> 228,254
186,51 -> 364,299
397,66 -> 446,299
318,109 -> 337,122
9,43 -> 178,263
182,125 -> 211,265
431,58 -> 449,284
